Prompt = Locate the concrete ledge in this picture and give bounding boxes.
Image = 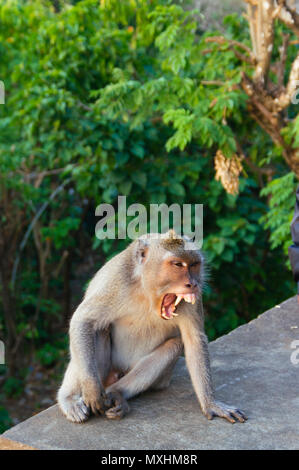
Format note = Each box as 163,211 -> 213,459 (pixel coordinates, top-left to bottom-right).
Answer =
2,296 -> 299,450
0,436 -> 35,450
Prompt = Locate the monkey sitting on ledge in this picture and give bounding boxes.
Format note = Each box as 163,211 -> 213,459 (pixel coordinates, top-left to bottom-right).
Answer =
57,230 -> 247,424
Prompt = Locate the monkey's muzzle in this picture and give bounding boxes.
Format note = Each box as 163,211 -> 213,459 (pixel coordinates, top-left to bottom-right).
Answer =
161,293 -> 196,320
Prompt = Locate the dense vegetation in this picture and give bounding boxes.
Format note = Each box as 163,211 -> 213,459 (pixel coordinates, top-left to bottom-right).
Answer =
0,0 -> 297,431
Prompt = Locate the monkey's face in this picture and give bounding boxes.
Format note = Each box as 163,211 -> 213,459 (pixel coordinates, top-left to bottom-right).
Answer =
139,244 -> 202,321
157,252 -> 202,320
136,231 -> 203,320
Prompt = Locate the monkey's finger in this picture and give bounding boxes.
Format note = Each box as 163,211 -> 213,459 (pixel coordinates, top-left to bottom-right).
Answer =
96,406 -> 107,416
66,399 -> 90,423
101,390 -> 113,407
90,404 -> 98,415
79,398 -> 90,415
108,404 -> 122,413
209,405 -> 236,423
103,395 -> 113,409
229,409 -> 246,422
238,410 -> 247,420
105,404 -> 124,420
90,402 -> 105,416
222,412 -> 236,424
226,415 -> 236,424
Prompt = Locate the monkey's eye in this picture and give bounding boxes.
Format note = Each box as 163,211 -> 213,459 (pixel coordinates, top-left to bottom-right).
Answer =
190,262 -> 200,267
173,261 -> 183,267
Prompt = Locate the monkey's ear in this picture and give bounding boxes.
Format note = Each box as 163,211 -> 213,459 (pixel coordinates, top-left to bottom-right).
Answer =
135,239 -> 149,265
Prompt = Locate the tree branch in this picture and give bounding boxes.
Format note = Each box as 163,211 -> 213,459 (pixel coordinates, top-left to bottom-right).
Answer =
11,178 -> 71,288
205,36 -> 257,64
251,0 -> 275,87
275,51 -> 299,110
201,80 -> 226,86
275,0 -> 299,38
277,33 -> 290,87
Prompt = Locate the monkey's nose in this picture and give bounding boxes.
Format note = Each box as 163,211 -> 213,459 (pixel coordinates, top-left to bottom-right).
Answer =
185,281 -> 196,289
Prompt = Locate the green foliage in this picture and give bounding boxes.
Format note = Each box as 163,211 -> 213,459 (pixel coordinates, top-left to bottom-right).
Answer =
41,216 -> 81,250
260,173 -> 297,255
201,175 -> 293,338
3,377 -> 24,399
0,406 -> 12,434
95,5 -> 248,157
36,342 -> 62,367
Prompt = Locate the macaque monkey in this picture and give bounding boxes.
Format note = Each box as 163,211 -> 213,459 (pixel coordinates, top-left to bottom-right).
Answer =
57,230 -> 246,424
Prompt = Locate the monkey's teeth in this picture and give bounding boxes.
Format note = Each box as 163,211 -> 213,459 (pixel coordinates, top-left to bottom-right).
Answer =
175,295 -> 183,306
184,294 -> 192,303
161,307 -> 171,320
171,305 -> 179,317
191,294 -> 196,304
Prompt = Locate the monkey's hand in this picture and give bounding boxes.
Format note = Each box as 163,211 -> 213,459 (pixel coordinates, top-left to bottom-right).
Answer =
203,401 -> 247,424
105,390 -> 130,420
82,378 -> 112,415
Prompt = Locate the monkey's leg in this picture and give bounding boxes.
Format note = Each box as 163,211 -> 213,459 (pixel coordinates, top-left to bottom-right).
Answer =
57,329 -> 112,423
150,356 -> 178,391
105,336 -> 182,419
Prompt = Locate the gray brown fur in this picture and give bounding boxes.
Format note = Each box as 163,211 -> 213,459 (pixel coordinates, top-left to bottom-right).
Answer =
57,231 -> 246,424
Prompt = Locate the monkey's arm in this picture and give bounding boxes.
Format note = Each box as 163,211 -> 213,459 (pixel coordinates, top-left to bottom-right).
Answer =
69,299 -> 113,415
178,307 -> 246,423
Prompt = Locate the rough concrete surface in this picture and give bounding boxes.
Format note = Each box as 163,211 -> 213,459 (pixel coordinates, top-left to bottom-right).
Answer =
2,296 -> 299,450
0,437 -> 35,450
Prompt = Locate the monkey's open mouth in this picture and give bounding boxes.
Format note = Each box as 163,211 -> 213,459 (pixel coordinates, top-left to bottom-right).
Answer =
161,293 -> 196,320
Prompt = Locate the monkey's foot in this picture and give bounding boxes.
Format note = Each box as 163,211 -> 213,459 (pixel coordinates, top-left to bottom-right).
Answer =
82,381 -> 112,415
105,392 -> 130,420
203,401 -> 247,424
64,397 -> 90,423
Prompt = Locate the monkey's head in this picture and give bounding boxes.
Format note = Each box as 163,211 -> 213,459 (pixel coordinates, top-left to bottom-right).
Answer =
133,230 -> 204,320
